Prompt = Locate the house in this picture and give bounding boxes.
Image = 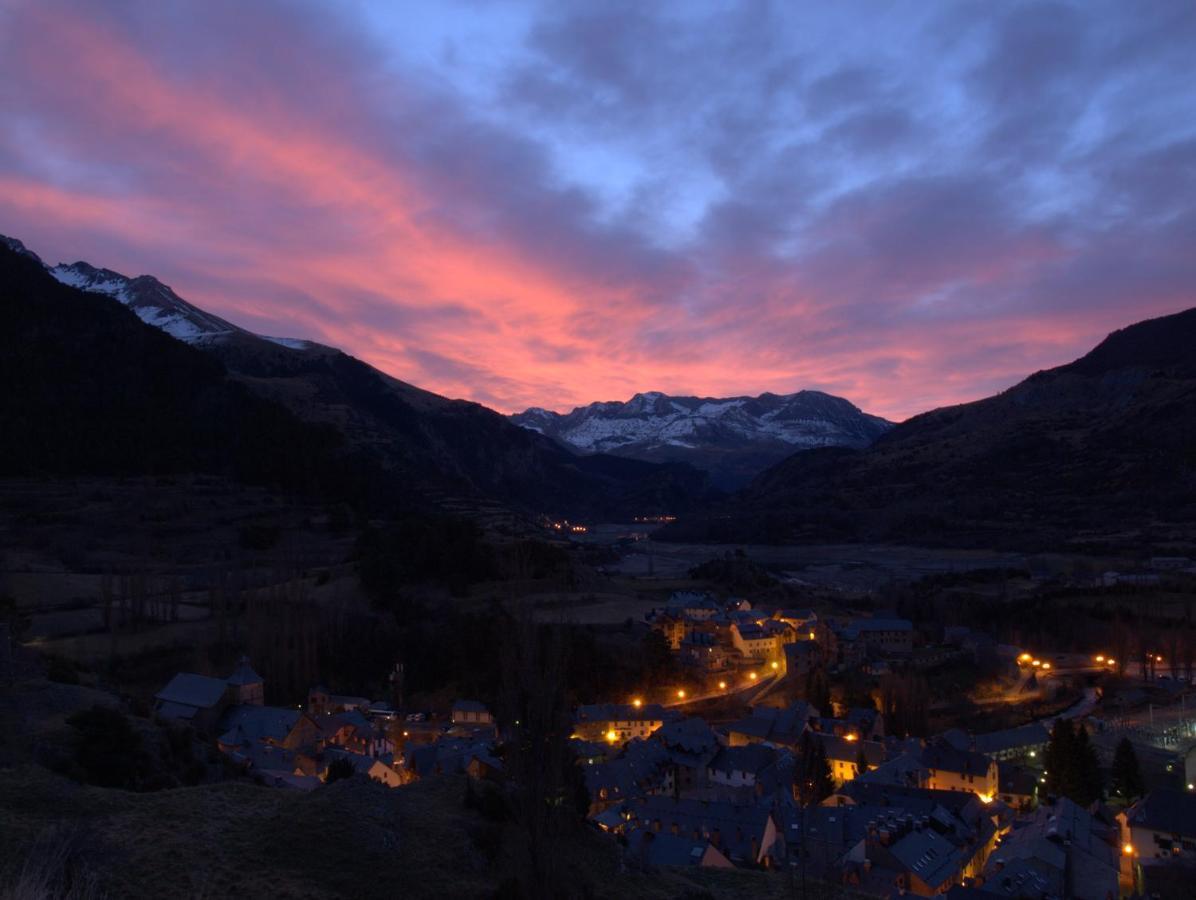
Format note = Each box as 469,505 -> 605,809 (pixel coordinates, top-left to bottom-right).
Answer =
324,747 -> 404,787
624,827 -> 734,869
216,704 -> 301,762
724,701 -> 818,748
783,640 -> 823,677
451,699 -> 493,727
656,717 -> 720,794
574,703 -> 673,745
855,752 -> 930,790
1120,789 -> 1196,862
878,825 -> 971,896
622,795 -> 781,867
707,744 -> 778,789
773,609 -> 818,635
816,734 -> 885,785
584,737 -> 672,810
836,618 -> 914,664
997,763 -> 1038,811
919,739 -> 999,800
667,592 -> 722,621
153,656 -> 265,732
731,620 -> 790,662
225,657 -> 265,705
972,723 -> 1049,763
306,686 -> 370,716
986,797 -> 1118,900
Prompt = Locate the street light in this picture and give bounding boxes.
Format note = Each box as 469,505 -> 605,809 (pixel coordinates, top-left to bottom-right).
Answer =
1095,655 -> 1105,663
749,672 -> 758,681
771,661 -> 780,670
632,698 -> 643,708
676,689 -> 686,700
718,680 -> 727,690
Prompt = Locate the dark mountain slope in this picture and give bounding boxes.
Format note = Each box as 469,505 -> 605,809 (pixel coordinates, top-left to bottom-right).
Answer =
0,242 -> 386,505
663,308 -> 1196,551
0,239 -> 705,519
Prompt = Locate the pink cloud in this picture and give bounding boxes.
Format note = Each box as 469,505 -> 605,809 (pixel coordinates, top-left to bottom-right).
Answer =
0,2 -> 1191,423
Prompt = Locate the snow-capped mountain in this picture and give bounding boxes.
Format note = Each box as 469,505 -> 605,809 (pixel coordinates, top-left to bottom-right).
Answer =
511,391 -> 893,489
41,255 -> 309,350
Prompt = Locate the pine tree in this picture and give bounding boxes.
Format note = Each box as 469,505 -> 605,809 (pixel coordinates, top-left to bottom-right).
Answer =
805,666 -> 831,715
1072,724 -> 1103,806
1110,737 -> 1144,802
1044,718 -> 1075,798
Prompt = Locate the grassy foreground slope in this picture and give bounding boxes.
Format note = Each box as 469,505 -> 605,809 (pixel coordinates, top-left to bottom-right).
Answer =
0,767 -> 859,900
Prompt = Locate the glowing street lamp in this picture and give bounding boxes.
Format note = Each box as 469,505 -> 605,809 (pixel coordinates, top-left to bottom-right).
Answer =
1031,660 -> 1041,667
606,729 -> 618,743
1123,843 -> 1135,856
771,661 -> 780,670
676,689 -> 686,700
1041,662 -> 1052,670
1095,655 -> 1105,663
632,698 -> 643,709
1018,653 -> 1032,663
749,672 -> 758,681
718,680 -> 727,690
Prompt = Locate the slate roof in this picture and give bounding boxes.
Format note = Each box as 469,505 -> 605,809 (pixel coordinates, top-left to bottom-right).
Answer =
626,795 -> 774,863
974,723 -> 1049,755
155,700 -> 200,720
657,717 -> 718,755
452,699 -> 489,714
920,739 -> 994,777
997,762 -> 1038,798
856,752 -> 929,788
725,701 -> 818,745
625,827 -> 717,867
226,656 -> 263,686
888,827 -> 967,890
817,733 -> 886,766
1126,789 -> 1196,836
216,704 -> 301,746
155,673 -> 229,710
576,702 -> 672,723
708,744 -> 777,780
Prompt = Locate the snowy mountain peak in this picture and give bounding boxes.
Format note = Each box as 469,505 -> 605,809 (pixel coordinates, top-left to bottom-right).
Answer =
1,234 -> 44,265
49,261 -> 246,344
510,390 -> 893,489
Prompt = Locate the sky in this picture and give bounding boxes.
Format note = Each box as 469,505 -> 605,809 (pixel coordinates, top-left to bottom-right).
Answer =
1,0 -> 1194,421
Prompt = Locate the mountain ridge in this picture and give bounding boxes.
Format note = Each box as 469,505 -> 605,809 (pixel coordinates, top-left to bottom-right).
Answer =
511,389 -> 892,489
0,235 -> 711,520
661,305 -> 1196,551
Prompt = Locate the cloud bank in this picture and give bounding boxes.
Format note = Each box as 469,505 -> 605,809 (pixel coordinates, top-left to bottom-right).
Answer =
1,0 -> 1193,419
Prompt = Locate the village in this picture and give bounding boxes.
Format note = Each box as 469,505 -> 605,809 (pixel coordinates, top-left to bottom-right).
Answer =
138,586 -> 1196,900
